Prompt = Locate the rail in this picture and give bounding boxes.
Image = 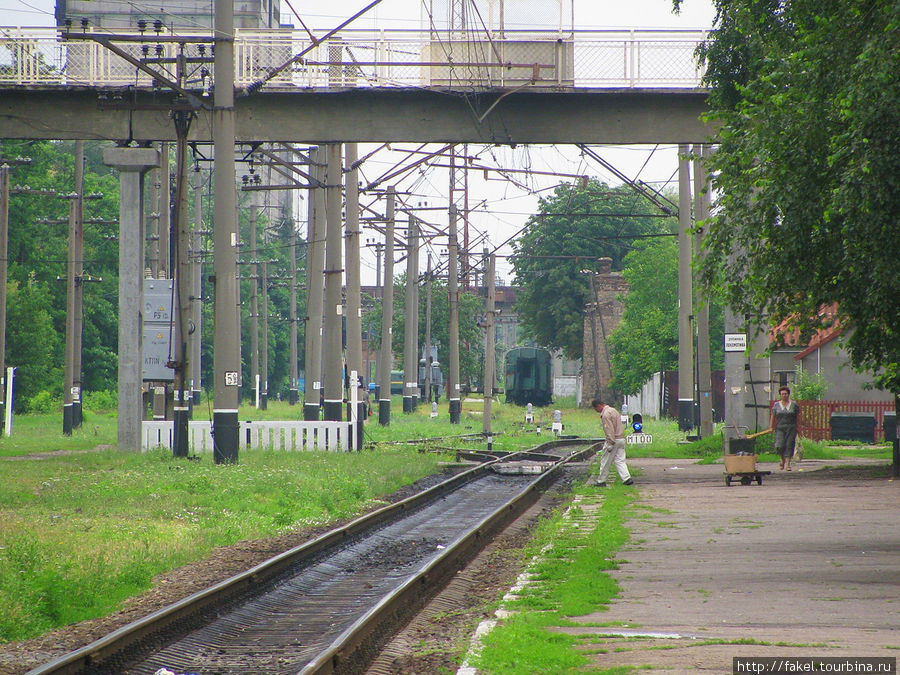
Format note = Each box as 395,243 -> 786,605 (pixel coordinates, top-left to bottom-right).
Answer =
26,440 -> 597,675
0,27 -> 707,89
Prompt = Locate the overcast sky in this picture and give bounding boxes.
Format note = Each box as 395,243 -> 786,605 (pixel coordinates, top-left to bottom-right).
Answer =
0,0 -> 715,285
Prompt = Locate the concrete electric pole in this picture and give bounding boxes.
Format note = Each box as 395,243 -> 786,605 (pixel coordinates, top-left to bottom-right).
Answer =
677,145 -> 695,433
304,147 -> 325,420
483,253 -> 496,438
377,187 -> 396,425
63,141 -> 85,435
447,204 -> 461,423
693,144 -> 713,438
211,0 -> 241,462
345,143 -> 364,432
403,216 -> 419,413
322,144 -> 344,421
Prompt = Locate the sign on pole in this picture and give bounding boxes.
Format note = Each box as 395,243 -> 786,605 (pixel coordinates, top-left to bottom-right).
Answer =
724,333 -> 748,352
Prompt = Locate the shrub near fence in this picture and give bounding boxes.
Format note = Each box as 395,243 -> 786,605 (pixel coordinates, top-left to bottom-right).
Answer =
795,399 -> 895,442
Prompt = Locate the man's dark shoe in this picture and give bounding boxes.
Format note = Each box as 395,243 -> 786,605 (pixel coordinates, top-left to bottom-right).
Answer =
623,478 -> 634,486
595,481 -> 607,487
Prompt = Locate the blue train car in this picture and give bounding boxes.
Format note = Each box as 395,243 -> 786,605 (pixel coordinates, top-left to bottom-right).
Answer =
504,347 -> 553,406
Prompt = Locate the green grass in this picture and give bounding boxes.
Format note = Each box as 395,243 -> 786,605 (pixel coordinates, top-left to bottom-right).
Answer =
470,483 -> 636,674
0,443 -> 448,643
0,398 -> 891,646
0,411 -> 117,457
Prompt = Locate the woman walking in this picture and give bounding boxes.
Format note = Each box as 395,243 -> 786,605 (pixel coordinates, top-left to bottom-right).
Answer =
770,385 -> 800,471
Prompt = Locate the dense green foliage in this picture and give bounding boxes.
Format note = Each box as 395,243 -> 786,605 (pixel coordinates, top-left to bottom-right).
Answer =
0,140 -> 309,409
609,237 -> 725,395
686,0 -> 900,394
511,180 -> 673,361
1,140 -> 120,409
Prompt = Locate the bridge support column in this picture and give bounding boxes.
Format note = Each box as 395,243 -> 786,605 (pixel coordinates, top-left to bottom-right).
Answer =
104,146 -> 159,452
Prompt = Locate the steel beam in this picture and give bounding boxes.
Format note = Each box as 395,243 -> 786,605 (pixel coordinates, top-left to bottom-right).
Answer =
0,88 -> 713,144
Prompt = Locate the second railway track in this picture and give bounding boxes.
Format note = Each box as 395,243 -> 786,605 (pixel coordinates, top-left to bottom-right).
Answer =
28,439 -> 597,675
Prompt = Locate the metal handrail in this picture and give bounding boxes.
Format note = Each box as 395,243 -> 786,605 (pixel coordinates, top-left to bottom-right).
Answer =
0,27 -> 707,88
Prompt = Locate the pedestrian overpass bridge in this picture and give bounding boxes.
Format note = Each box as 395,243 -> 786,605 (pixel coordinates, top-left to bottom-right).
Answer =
0,27 -> 714,144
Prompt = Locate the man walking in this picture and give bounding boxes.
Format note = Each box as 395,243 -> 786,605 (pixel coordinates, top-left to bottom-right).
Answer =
592,397 -> 633,487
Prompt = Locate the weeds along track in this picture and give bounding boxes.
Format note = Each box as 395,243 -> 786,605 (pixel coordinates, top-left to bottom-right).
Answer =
28,440 -> 597,675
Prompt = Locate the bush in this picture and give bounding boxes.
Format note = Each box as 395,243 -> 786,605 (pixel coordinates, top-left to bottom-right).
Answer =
83,389 -> 117,412
26,390 -> 58,414
794,366 -> 829,401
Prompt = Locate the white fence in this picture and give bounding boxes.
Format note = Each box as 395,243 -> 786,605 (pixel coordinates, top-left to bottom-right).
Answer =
141,419 -> 354,452
0,27 -> 707,89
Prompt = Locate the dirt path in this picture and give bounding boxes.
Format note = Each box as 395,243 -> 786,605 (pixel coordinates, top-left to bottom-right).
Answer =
557,457 -> 900,673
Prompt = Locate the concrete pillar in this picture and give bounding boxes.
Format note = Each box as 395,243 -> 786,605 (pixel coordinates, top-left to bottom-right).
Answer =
344,143 -> 364,426
693,145 -> 713,438
403,217 -> 419,413
377,188 -> 396,425
304,148 -> 325,420
677,145 -> 695,431
249,201 -> 260,407
191,167 -> 203,405
322,143 -> 344,421
288,213 -> 299,405
447,204 -> 461,423
212,0 -> 241,463
104,145 -> 159,452
483,253 -> 496,437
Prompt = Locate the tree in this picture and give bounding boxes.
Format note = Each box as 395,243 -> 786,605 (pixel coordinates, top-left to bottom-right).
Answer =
511,180 -> 672,361
609,237 -> 724,395
1,140 -> 120,407
5,277 -> 62,408
685,0 -> 900,395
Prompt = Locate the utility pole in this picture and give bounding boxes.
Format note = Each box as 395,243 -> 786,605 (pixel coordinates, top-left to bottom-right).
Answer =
424,252 -> 432,403
191,165 -> 203,406
447,204 -> 461,423
260,224 -> 269,411
288,208 -> 299,405
322,143 -> 344,422
377,187 -> 396,425
304,147 -> 325,420
63,141 -> 85,435
345,143 -> 364,435
172,112 -> 192,457
483,253 -> 496,438
149,155 -> 160,279
212,0 -> 240,463
677,145 -> 695,433
249,200 -> 260,408
159,142 -> 171,276
693,144 -> 713,438
72,143 -> 85,430
403,216 -> 419,413
0,163 -> 9,432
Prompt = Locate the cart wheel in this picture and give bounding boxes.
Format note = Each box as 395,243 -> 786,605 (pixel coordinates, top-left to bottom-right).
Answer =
756,475 -> 763,485
725,475 -> 732,486
741,476 -> 752,485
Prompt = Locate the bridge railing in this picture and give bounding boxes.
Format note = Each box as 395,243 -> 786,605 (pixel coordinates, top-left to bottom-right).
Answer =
0,27 -> 707,89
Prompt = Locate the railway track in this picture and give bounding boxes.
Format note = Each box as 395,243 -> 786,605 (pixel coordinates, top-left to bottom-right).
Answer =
27,439 -> 596,675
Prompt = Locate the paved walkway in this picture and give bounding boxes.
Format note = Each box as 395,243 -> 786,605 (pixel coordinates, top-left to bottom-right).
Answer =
559,457 -> 900,673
